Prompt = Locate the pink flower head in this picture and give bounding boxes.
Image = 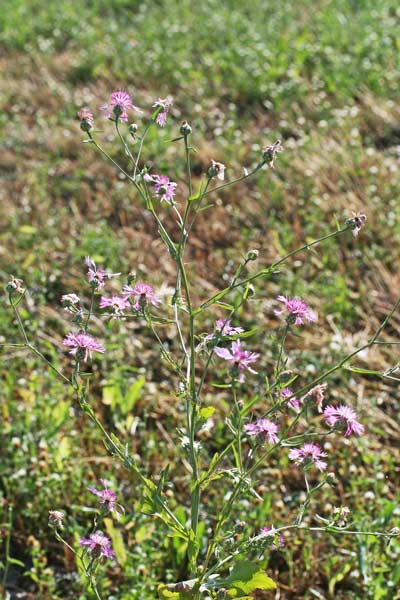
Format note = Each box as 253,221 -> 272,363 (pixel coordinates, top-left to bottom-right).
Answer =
208,160 -> 225,181
153,96 -> 173,127
144,173 -> 177,203
85,257 -> 120,290
304,383 -> 328,413
79,532 -> 115,559
276,387 -> 300,411
101,90 -> 142,122
244,418 -> 279,444
323,404 -> 365,436
78,108 -> 94,131
260,526 -> 285,549
99,295 -> 130,318
214,340 -> 259,382
63,332 -> 105,361
123,282 -> 160,311
289,443 -> 328,471
88,479 -> 125,519
205,319 -> 244,341
262,139 -> 283,168
48,510 -> 65,529
275,295 -> 317,326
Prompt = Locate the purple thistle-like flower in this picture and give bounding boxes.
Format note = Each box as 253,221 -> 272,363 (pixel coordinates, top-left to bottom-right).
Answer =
275,295 -> 317,326
289,443 -> 328,471
323,404 -> 365,436
214,340 -> 259,382
85,257 -> 120,290
48,510 -> 65,529
63,332 -> 105,361
277,387 -> 300,411
101,90 -> 142,122
99,295 -> 130,318
153,96 -> 173,127
244,418 -> 279,444
79,532 -> 115,559
205,319 -> 244,341
347,212 -> 367,237
88,479 -> 125,519
144,173 -> 177,203
123,282 -> 160,310
260,526 -> 285,549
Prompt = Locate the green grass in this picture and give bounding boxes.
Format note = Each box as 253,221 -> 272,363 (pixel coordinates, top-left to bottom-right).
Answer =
1,0 -> 400,598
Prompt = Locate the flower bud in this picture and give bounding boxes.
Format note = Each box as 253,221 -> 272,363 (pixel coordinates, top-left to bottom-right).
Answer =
180,120 -> 192,136
235,520 -> 246,533
127,271 -> 136,285
246,249 -> 259,261
262,139 -> 282,168
78,108 -> 94,132
129,123 -> 138,135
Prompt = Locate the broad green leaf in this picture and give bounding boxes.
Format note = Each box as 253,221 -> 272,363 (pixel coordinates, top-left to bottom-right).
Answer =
198,406 -> 215,420
123,377 -> 145,413
104,518 -> 127,565
221,561 -> 276,595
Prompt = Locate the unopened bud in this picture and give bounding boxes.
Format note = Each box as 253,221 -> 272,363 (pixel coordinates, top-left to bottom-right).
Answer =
235,520 -> 246,533
246,249 -> 259,261
326,472 -> 337,486
180,120 -> 192,136
127,271 -> 136,285
129,123 -> 138,135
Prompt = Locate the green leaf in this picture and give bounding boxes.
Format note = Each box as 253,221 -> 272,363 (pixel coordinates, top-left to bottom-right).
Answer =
157,584 -> 192,599
221,561 -> 276,595
104,518 -> 127,565
122,377 -> 145,414
198,406 -> 215,420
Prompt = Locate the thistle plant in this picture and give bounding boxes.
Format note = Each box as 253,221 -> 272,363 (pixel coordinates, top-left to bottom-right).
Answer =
5,89 -> 400,599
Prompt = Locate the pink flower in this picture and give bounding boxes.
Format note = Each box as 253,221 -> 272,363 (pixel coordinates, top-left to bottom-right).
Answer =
260,526 -> 285,549
323,404 -> 365,436
88,479 -> 125,519
101,90 -> 142,122
289,443 -> 328,471
63,332 -> 105,361
214,340 -> 259,382
262,139 -> 283,168
153,96 -> 173,127
99,295 -> 130,318
304,383 -> 327,413
123,282 -> 160,310
276,387 -> 300,411
205,319 -> 244,341
275,295 -> 317,326
79,532 -> 115,559
144,173 -> 177,203
78,108 -> 94,131
208,160 -> 225,181
244,418 -> 279,444
85,257 -> 120,290
48,510 -> 65,529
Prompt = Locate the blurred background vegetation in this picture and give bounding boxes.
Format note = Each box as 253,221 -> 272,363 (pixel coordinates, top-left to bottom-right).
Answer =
1,0 -> 400,598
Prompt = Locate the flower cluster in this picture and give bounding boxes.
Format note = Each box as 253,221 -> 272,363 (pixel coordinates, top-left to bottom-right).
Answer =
244,418 -> 279,444
153,96 -> 173,127
85,257 -> 120,290
88,479 -> 125,519
214,340 -> 259,382
63,332 -> 105,361
323,404 -> 365,436
275,295 -> 317,326
144,173 -> 177,203
79,532 -> 115,559
101,90 -> 142,122
205,319 -> 244,341
289,443 -> 328,471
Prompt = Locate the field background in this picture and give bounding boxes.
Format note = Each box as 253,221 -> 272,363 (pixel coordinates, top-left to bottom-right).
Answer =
1,1 -> 400,598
